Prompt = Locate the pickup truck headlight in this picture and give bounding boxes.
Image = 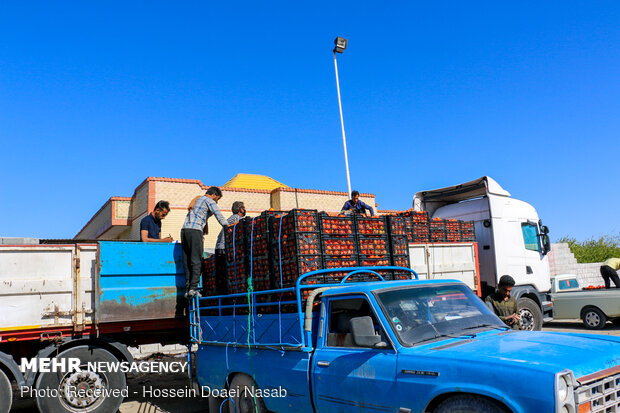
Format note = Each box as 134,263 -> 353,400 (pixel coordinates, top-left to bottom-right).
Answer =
555,370 -> 576,413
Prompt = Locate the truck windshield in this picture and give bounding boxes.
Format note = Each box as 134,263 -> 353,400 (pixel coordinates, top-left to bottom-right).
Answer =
376,284 -> 506,346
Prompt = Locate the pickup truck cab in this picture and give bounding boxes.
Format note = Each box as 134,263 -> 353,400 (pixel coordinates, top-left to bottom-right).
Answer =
190,267 -> 620,413
550,274 -> 620,329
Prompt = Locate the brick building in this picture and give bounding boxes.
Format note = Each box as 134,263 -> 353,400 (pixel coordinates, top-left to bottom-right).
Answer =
75,174 -> 377,251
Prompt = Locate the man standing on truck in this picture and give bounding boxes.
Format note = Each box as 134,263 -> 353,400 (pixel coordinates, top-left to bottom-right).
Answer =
485,275 -> 521,329
600,258 -> 620,289
140,200 -> 173,242
181,187 -> 229,298
341,190 -> 374,216
214,201 -> 246,294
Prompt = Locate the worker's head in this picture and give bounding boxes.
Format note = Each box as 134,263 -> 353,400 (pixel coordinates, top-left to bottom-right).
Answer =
206,187 -> 223,203
498,275 -> 516,299
153,201 -> 170,220
351,190 -> 360,204
232,201 -> 246,217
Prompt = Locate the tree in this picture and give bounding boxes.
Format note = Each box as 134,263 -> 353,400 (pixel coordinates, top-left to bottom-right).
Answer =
557,234 -> 620,264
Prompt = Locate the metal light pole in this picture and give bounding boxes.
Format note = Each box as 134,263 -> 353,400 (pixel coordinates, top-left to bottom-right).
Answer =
333,36 -> 352,197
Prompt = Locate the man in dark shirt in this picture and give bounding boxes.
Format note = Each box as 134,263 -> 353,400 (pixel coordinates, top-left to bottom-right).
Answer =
140,200 -> 173,242
485,275 -> 521,329
341,190 -> 375,216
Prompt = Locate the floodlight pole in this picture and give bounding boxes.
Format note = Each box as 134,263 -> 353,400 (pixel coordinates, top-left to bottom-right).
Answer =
333,49 -> 352,198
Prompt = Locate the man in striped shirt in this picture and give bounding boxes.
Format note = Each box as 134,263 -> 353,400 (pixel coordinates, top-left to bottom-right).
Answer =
181,186 -> 229,298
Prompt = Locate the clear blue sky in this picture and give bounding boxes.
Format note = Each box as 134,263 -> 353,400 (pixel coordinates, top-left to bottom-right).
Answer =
1,1 -> 618,241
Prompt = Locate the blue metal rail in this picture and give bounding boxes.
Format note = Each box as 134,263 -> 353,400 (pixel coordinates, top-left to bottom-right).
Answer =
189,266 -> 418,349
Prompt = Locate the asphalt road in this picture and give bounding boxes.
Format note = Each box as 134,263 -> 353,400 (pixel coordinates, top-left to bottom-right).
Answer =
10,320 -> 620,413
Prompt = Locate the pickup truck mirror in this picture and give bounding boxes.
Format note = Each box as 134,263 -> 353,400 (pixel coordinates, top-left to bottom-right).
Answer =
350,316 -> 382,348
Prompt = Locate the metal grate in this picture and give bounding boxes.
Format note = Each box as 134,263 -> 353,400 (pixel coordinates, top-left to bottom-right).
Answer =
577,372 -> 620,412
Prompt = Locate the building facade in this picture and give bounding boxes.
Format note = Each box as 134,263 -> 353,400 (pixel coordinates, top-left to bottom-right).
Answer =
75,174 -> 377,251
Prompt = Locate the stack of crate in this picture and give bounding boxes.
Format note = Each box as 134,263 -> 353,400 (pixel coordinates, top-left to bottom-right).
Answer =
429,218 -> 447,243
271,209 -> 322,289
201,255 -> 217,296
386,215 -> 411,279
225,220 -> 249,294
403,211 -> 430,243
460,221 -> 475,241
318,213 -> 358,281
445,219 -> 461,242
355,216 -> 390,268
244,213 -> 275,292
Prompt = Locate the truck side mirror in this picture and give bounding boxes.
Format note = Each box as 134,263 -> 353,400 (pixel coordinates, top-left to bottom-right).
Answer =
542,234 -> 551,255
350,316 -> 384,348
541,225 -> 549,234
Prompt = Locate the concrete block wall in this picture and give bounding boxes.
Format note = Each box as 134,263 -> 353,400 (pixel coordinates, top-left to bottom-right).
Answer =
548,243 -> 605,287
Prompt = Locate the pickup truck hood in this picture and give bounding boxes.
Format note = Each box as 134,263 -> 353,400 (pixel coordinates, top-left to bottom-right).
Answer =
412,331 -> 620,379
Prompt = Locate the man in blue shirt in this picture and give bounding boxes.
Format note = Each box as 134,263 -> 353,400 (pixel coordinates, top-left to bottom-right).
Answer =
140,201 -> 173,242
341,190 -> 375,216
181,187 -> 229,298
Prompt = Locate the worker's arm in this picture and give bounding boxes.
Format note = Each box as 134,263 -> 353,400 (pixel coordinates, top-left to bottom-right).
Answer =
140,230 -> 173,242
209,202 -> 230,227
361,201 -> 375,216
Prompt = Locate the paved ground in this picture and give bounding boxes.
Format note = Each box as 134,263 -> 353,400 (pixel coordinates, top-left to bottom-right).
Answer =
10,320 -> 620,413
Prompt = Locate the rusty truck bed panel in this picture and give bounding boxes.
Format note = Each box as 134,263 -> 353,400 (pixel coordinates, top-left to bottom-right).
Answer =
97,241 -> 186,322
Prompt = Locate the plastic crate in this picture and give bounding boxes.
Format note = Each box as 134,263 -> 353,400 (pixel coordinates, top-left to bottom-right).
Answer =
227,261 -> 248,294
460,221 -> 474,232
357,235 -> 389,256
386,215 -> 407,236
272,232 -> 321,260
409,223 -> 430,243
272,255 -> 322,289
445,219 -> 460,232
359,255 -> 391,266
321,235 -> 357,256
389,255 -> 412,280
225,221 -> 247,263
355,215 -> 388,236
318,213 -> 355,235
247,257 -> 272,291
460,232 -> 475,242
321,255 -> 363,283
390,235 -> 409,256
410,211 -> 429,224
201,256 -> 217,296
271,209 -> 319,234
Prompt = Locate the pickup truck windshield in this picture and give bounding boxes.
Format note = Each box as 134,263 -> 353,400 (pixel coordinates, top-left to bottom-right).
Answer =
376,284 -> 506,346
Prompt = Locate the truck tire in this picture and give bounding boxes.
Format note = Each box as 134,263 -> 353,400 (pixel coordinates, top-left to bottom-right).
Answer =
518,297 -> 543,331
582,307 -> 607,330
227,374 -> 267,413
35,345 -> 126,413
0,369 -> 12,413
434,395 -> 508,413
209,392 -> 230,413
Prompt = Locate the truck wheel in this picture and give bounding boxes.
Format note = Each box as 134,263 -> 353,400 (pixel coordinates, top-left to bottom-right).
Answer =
434,395 -> 508,413
227,374 -> 267,413
209,391 -> 230,413
582,307 -> 607,330
518,297 -> 542,331
0,369 -> 12,413
35,345 -> 126,413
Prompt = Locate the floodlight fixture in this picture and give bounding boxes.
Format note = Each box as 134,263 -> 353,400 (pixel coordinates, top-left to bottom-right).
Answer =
334,37 -> 348,53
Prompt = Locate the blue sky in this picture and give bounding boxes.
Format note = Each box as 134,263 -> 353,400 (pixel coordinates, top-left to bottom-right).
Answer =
1,1 -> 618,241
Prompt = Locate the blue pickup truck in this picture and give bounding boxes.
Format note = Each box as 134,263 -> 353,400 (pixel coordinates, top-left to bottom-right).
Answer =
189,267 -> 620,413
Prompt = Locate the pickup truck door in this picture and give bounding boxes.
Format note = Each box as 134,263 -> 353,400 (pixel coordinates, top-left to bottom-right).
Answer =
312,295 -> 397,412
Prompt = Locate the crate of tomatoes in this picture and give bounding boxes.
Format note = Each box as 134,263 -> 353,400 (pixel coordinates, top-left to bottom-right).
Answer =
321,235 -> 357,257
318,213 -> 355,235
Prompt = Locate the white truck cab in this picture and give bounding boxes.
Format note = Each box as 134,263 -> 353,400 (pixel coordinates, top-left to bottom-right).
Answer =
413,176 -> 553,330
